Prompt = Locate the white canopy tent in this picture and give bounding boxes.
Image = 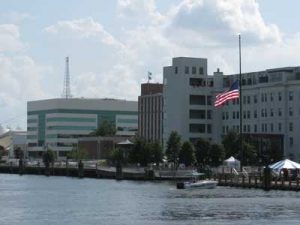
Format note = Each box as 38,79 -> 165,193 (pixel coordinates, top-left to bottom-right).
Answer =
224,156 -> 240,169
269,159 -> 300,171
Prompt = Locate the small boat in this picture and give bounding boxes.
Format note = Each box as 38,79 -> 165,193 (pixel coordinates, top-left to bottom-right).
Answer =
176,171 -> 218,189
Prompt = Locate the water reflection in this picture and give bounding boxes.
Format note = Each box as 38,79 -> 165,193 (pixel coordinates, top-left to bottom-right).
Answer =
1,175 -> 300,225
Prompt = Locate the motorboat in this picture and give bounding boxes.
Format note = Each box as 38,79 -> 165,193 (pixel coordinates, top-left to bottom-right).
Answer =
176,171 -> 218,189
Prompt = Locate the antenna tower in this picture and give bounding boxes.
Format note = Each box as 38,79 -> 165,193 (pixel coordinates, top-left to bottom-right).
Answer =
62,56 -> 72,99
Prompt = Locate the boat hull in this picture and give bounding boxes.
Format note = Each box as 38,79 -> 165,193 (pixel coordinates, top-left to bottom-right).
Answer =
177,180 -> 218,189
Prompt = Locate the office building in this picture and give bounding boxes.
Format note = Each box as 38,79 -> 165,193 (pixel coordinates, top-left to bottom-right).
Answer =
27,98 -> 138,158
138,83 -> 163,143
163,57 -> 300,161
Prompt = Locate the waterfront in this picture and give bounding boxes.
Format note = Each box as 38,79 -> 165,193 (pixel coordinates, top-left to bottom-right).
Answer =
1,174 -> 300,225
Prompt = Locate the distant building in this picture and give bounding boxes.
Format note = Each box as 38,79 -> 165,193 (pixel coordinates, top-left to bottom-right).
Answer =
27,98 -> 138,158
163,57 -> 300,161
138,83 -> 163,144
0,131 -> 27,158
78,136 -> 130,160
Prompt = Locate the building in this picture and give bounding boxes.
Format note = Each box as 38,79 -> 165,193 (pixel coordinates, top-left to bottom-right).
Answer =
163,57 -> 213,147
78,136 -> 131,160
138,83 -> 163,144
163,57 -> 300,161
0,130 -> 27,158
27,98 -> 138,158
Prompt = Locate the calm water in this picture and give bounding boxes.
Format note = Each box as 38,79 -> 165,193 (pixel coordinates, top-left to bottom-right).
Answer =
1,174 -> 300,225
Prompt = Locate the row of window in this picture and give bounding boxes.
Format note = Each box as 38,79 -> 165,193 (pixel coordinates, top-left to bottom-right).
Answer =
223,122 -> 295,134
46,117 -> 96,123
175,66 -> 204,75
189,124 -> 212,134
223,107 -> 296,120
189,110 -> 212,119
190,95 -> 212,105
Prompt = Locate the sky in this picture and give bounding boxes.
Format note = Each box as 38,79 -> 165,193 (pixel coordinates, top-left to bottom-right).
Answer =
0,0 -> 299,131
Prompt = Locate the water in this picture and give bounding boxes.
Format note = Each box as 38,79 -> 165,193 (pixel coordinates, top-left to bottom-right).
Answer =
0,174 -> 300,225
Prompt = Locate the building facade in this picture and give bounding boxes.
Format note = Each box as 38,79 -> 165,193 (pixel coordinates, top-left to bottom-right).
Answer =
0,131 -> 27,158
163,57 -> 300,161
138,83 -> 163,144
27,98 -> 138,158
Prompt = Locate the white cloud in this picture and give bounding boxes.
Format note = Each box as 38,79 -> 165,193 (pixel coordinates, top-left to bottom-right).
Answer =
0,11 -> 34,24
0,24 -> 25,52
165,0 -> 281,47
44,17 -> 123,47
117,0 -> 164,25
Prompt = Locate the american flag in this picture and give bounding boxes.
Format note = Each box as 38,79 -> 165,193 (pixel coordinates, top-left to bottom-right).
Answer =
214,80 -> 240,107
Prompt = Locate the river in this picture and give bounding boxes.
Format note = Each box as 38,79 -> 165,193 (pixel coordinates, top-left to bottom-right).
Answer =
0,174 -> 300,225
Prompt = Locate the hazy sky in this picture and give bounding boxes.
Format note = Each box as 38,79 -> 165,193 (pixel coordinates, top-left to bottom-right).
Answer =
0,0 -> 299,130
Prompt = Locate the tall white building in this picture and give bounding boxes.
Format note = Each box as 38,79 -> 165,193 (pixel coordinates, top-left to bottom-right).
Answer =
163,57 -> 300,161
27,98 -> 138,158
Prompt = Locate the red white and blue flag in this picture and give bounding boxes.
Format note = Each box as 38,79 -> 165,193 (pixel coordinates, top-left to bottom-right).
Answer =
214,80 -> 240,107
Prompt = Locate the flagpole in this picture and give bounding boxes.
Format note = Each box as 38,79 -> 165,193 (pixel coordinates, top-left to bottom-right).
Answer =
239,34 -> 243,171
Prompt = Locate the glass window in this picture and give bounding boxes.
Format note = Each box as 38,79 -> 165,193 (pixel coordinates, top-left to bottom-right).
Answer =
289,137 -> 294,147
289,107 -> 293,116
278,92 -> 282,101
192,67 -> 196,74
254,95 -> 257,103
270,109 -> 274,117
247,96 -> 250,104
289,122 -> 293,132
270,93 -> 273,102
185,66 -> 189,74
289,91 -> 293,101
175,67 -> 178,74
254,110 -> 257,118
278,108 -> 282,117
199,67 -> 204,75
278,123 -> 282,132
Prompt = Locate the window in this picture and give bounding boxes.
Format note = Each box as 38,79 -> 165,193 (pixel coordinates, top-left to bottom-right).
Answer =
243,125 -> 246,132
190,95 -> 206,105
226,112 -> 229,120
189,124 -> 205,133
243,96 -> 247,104
289,122 -> 293,132
261,109 -> 264,117
192,66 -> 196,74
199,67 -> 204,75
237,111 -> 240,119
271,123 -> 274,132
278,92 -> 282,101
254,110 -> 257,118
207,124 -> 212,133
254,95 -> 257,103
232,112 -> 236,119
261,93 -> 264,102
247,111 -> 250,119
262,124 -> 264,132
289,107 -> 293,116
289,137 -> 294,147
189,110 -> 206,119
222,112 -> 225,120
243,111 -> 246,119
247,125 -> 250,132
270,109 -> 274,117
207,96 -> 212,105
278,123 -> 282,132
185,66 -> 189,74
265,124 -> 267,132
207,110 -> 212,119
175,67 -> 178,74
254,124 -> 257,132
278,108 -> 282,117
247,96 -> 250,104
270,93 -> 273,102
289,91 -> 293,101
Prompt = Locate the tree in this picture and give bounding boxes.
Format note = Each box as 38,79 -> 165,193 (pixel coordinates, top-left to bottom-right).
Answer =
150,141 -> 163,166
42,150 -> 56,168
14,147 -> 24,159
129,137 -> 146,164
92,120 -> 116,136
67,148 -> 88,161
209,144 -> 225,167
165,131 -> 181,167
222,130 -> 240,158
0,146 -> 5,160
194,138 -> 210,166
110,148 -> 124,164
179,141 -> 196,166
